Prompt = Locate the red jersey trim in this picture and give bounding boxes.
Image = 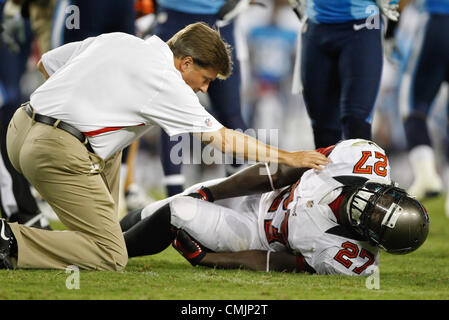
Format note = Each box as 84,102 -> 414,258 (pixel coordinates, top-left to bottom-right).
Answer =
315,145 -> 336,157
328,194 -> 346,223
83,123 -> 145,137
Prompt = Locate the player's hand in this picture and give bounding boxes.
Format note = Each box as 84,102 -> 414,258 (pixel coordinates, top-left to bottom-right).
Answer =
216,0 -> 251,27
216,0 -> 266,27
284,150 -> 330,170
384,37 -> 402,65
1,15 -> 26,54
288,0 -> 306,20
376,0 -> 400,22
186,187 -> 215,202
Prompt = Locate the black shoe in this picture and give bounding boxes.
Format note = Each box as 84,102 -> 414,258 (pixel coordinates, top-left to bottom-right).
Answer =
172,230 -> 205,266
0,219 -> 17,269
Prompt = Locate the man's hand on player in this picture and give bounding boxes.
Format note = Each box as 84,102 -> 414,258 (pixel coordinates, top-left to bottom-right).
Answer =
284,150 -> 330,170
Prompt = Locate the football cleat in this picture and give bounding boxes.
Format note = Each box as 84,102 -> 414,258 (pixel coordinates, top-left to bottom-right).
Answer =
0,219 -> 17,269
407,146 -> 444,200
407,168 -> 443,200
172,230 -> 205,266
125,183 -> 154,212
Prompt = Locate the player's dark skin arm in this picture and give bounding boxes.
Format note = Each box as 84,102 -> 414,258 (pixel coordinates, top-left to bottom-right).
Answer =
199,250 -> 298,272
204,163 -> 309,201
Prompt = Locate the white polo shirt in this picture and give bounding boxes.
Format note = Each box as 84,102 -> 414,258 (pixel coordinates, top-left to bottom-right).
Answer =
30,32 -> 223,160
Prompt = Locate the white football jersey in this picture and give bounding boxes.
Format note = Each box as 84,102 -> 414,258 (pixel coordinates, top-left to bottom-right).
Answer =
258,139 -> 391,275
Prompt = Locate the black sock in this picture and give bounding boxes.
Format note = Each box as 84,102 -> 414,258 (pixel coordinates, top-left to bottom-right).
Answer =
120,209 -> 143,232
123,203 -> 174,258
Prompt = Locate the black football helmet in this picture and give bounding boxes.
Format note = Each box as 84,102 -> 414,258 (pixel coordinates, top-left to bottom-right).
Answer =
344,180 -> 430,254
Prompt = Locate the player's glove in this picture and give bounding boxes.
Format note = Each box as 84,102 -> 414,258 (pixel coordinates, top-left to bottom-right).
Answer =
172,229 -> 206,266
375,0 -> 400,22
288,0 -> 306,20
216,0 -> 265,27
186,187 -> 215,202
383,20 -> 402,65
1,14 -> 26,54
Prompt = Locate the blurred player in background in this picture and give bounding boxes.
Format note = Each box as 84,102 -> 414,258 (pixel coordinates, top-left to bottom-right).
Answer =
0,0 -> 50,228
290,0 -> 400,149
398,0 -> 449,211
121,139 -> 429,275
153,0 -> 249,197
241,0 -> 303,150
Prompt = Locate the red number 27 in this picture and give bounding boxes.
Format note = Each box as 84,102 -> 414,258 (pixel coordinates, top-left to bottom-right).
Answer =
333,241 -> 375,275
353,151 -> 388,177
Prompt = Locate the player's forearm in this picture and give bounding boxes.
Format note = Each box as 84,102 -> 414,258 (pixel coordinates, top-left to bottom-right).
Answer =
199,250 -> 297,272
206,163 -> 275,201
199,250 -> 268,271
206,163 -> 307,201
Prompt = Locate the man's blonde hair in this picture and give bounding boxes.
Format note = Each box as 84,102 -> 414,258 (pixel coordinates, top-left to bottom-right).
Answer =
167,22 -> 233,80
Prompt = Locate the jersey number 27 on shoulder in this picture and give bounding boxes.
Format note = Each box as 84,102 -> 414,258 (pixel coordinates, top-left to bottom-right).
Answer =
352,151 -> 387,177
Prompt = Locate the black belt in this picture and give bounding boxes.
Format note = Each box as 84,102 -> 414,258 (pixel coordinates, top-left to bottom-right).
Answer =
23,103 -> 94,153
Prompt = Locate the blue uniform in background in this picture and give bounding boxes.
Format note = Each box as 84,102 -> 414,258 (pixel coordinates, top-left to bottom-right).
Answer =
157,0 -> 224,14
155,0 -> 247,196
51,0 -> 135,48
300,0 -> 384,148
425,0 -> 449,13
248,26 -> 297,84
245,24 -> 297,127
401,0 -> 449,154
307,0 -> 382,23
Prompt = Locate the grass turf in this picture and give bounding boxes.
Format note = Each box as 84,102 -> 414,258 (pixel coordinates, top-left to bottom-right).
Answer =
1,195 -> 448,300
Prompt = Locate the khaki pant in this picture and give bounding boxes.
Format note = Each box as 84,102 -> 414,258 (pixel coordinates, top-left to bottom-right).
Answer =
6,107 -> 128,270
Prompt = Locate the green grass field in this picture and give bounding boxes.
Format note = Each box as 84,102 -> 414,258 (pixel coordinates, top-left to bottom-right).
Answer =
1,195 -> 449,301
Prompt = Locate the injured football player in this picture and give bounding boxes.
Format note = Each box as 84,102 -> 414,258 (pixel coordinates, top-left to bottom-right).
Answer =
120,139 -> 429,276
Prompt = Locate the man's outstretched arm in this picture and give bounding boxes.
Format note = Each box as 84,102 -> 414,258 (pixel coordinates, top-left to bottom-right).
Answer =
194,128 -> 329,170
